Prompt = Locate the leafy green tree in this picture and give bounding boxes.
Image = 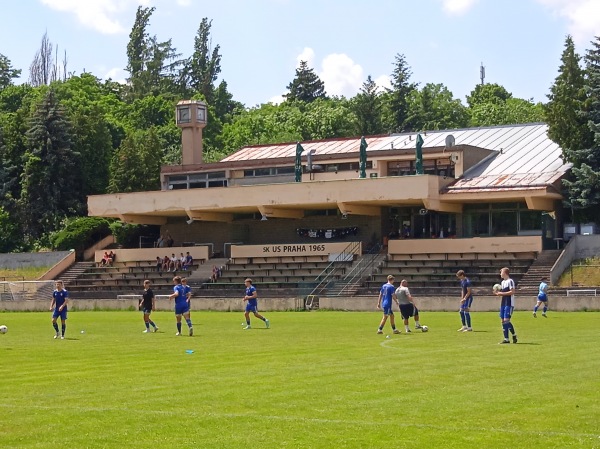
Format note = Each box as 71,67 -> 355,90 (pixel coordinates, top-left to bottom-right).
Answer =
562,36 -> 600,212
108,128 -> 162,193
285,61 -> 327,103
20,89 -> 83,240
0,53 -> 21,91
351,75 -> 384,135
466,83 -> 512,108
382,53 -> 418,132
546,35 -> 594,165
470,97 -> 545,127
187,18 -> 222,103
0,205 -> 20,252
299,97 -> 355,140
406,83 -> 469,131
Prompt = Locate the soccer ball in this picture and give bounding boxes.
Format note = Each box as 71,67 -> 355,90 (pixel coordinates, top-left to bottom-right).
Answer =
0,325 -> 7,334
421,325 -> 428,332
493,283 -> 502,293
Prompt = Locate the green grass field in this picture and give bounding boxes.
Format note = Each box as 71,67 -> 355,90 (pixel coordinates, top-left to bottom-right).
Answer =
0,310 -> 598,449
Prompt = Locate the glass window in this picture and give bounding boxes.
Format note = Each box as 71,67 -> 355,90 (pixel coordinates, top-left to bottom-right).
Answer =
207,171 -> 226,179
519,211 -> 542,231
463,213 -> 490,237
491,211 -> 518,236
189,181 -> 206,189
277,166 -> 295,175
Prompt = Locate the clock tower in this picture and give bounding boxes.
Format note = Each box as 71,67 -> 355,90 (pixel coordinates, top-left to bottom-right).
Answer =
176,100 -> 207,165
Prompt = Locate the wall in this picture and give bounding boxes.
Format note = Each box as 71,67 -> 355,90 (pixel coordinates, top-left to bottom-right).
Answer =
2,295 -> 598,312
231,242 -> 362,259
551,235 -> 600,284
83,235 -> 115,261
0,251 -> 72,270
388,235 -> 542,255
38,251 -> 76,281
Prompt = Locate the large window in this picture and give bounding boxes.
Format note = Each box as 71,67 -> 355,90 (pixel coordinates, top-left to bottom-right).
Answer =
243,166 -> 295,177
387,158 -> 454,177
463,203 -> 541,237
167,172 -> 227,190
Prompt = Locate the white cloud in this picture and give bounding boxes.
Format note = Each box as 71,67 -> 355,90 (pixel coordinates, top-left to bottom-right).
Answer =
40,0 -> 150,34
440,0 -> 479,16
535,0 -> 600,44
319,53 -> 364,97
103,67 -> 127,83
296,47 -> 315,67
373,75 -> 392,92
268,94 -> 285,105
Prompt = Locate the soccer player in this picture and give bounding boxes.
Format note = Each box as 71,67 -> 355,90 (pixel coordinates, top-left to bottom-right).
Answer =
376,275 -> 401,334
181,277 -> 193,321
533,277 -> 549,318
394,279 -> 423,332
50,280 -> 68,339
242,278 -> 270,330
168,276 -> 193,336
456,270 -> 473,332
139,280 -> 158,333
495,267 -> 518,344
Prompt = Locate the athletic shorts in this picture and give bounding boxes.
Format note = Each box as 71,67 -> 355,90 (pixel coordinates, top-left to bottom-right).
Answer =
460,297 -> 474,309
382,304 -> 394,316
175,304 -> 190,315
141,308 -> 153,314
499,306 -> 513,320
245,303 -> 258,313
399,304 -> 418,320
537,293 -> 548,302
52,308 -> 67,320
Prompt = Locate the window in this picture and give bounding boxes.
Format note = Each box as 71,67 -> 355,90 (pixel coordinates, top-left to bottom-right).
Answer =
166,172 -> 227,190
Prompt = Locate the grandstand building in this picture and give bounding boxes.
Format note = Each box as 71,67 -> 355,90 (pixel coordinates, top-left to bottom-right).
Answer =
86,101 -> 570,296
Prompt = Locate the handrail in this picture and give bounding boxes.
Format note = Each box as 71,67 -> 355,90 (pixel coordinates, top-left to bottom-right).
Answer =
334,244 -> 384,296
303,241 -> 361,298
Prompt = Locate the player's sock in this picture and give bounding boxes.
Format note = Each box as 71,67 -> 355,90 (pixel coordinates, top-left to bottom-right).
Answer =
150,320 -> 156,328
145,322 -> 150,329
414,320 -> 421,327
177,322 -> 182,333
260,317 -> 266,322
533,305 -> 539,313
543,306 -> 547,313
53,323 -> 59,333
186,318 -> 192,328
246,320 -> 251,326
465,312 -> 471,328
508,323 -> 515,335
405,325 -> 410,332
61,324 -> 66,336
391,325 -> 396,330
459,310 -> 466,326
502,322 -> 510,339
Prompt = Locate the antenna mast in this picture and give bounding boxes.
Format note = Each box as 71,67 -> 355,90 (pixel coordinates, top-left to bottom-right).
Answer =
480,62 -> 485,85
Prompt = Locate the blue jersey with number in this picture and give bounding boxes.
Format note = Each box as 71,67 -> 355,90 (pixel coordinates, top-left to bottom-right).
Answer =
246,285 -> 257,307
380,283 -> 395,308
173,284 -> 187,307
53,289 -> 68,310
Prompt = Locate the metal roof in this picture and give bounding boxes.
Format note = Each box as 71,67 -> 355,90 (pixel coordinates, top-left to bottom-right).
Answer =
220,123 -> 571,192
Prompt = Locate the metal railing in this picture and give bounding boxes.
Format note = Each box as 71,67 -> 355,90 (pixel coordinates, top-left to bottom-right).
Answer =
332,244 -> 384,296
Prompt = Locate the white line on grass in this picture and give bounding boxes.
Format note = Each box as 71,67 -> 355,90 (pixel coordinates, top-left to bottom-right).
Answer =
1,403 -> 598,440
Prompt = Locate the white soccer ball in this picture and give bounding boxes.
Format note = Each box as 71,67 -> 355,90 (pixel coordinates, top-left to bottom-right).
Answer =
421,325 -> 428,332
0,325 -> 7,334
493,283 -> 502,293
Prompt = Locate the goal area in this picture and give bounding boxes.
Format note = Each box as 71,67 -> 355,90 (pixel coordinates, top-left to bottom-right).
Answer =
0,280 -> 56,301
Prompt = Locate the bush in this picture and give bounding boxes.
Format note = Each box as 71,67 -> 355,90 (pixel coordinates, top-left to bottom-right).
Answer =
50,217 -> 112,252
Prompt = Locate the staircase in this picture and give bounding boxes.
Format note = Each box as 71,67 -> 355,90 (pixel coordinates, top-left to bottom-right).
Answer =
60,262 -> 94,284
188,258 -> 229,284
517,250 -> 562,291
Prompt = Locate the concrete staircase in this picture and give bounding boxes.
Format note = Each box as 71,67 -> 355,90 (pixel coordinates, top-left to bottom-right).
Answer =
60,262 -> 94,285
188,258 -> 229,284
517,250 -> 562,291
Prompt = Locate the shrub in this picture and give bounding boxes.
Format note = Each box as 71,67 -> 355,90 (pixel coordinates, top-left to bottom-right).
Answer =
50,217 -> 112,252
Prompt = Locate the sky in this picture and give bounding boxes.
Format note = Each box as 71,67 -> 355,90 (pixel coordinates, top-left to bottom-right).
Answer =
2,0 -> 600,108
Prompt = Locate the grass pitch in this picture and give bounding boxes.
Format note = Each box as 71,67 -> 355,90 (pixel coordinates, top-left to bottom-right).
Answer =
0,310 -> 598,449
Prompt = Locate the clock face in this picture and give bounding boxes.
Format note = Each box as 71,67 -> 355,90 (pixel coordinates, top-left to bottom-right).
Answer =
197,106 -> 206,122
178,107 -> 191,123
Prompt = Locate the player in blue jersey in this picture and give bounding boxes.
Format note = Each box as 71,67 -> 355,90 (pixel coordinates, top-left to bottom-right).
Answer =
242,278 -> 269,330
181,277 -> 193,323
456,270 -> 474,332
50,280 -> 69,339
139,280 -> 158,333
376,275 -> 401,334
494,267 -> 517,344
533,277 -> 549,318
168,276 -> 193,336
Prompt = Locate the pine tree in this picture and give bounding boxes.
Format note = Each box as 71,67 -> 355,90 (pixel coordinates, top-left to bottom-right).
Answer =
384,53 -> 418,132
563,36 -> 600,212
352,75 -> 384,135
0,53 -> 21,90
188,18 -> 222,103
20,89 -> 82,239
285,61 -> 326,103
545,35 -> 593,164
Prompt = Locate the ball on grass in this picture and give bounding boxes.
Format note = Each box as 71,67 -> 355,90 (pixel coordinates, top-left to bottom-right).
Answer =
0,325 -> 7,334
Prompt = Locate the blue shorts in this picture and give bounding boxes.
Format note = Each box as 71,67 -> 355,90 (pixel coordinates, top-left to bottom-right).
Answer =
460,297 -> 473,309
537,293 -> 548,302
52,308 -> 67,320
499,306 -> 513,320
245,302 -> 258,313
175,304 -> 190,315
382,304 -> 394,316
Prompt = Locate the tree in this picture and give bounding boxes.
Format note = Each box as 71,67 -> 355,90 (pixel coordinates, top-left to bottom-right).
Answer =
351,75 -> 385,135
406,83 -> 469,131
108,128 -> 162,193
28,32 -> 68,87
470,97 -> 545,127
20,89 -> 82,240
466,83 -> 512,108
0,53 -> 21,91
383,53 -> 418,132
562,36 -> 600,212
285,61 -> 326,103
187,18 -> 222,103
545,35 -> 594,165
